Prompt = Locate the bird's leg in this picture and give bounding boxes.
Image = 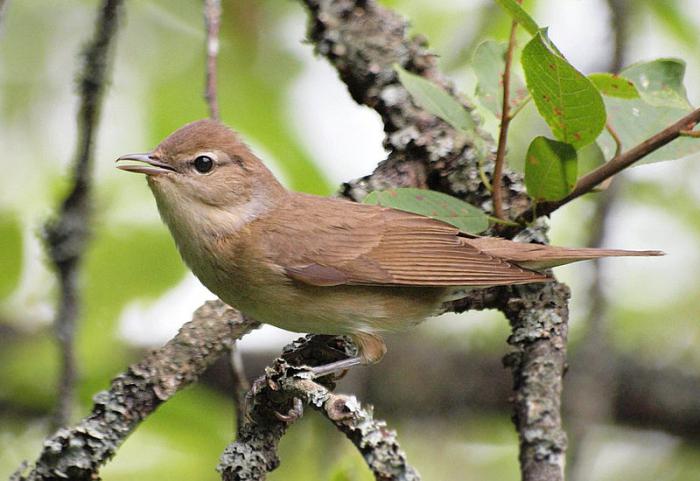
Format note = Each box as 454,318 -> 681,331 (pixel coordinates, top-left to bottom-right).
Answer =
310,332 -> 386,378
310,356 -> 364,377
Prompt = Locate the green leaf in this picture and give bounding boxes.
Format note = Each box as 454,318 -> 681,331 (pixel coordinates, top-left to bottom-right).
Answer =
598,96 -> 699,164
588,73 -> 639,99
622,58 -> 691,109
522,30 -> 606,149
525,136 -> 577,201
473,40 -> 529,118
363,188 -> 489,234
395,65 -> 475,132
493,0 -> 539,35
596,60 -> 700,164
577,142 -> 606,177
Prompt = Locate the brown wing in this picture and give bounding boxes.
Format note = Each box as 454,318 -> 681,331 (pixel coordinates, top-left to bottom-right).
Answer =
259,194 -> 550,287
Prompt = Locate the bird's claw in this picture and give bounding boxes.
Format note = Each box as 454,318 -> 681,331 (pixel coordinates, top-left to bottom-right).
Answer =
273,397 -> 304,423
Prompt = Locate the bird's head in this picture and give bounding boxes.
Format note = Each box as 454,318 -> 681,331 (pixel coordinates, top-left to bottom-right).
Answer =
116,119 -> 284,209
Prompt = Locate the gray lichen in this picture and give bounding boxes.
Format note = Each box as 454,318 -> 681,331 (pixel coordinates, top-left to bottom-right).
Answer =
13,301 -> 258,481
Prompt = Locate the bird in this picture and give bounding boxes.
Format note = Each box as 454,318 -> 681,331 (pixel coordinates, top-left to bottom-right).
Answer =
116,119 -> 662,374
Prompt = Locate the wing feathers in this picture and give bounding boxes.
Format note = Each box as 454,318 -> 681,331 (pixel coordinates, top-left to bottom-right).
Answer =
264,195 -> 551,288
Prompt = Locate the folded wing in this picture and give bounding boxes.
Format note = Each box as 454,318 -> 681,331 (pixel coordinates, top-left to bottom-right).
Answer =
263,196 -> 550,287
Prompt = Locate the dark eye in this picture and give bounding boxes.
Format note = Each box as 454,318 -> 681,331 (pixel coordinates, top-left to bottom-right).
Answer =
193,155 -> 214,173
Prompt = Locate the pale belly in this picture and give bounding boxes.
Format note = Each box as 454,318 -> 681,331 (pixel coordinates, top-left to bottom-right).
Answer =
175,227 -> 448,336
239,284 -> 448,335
198,261 -> 447,336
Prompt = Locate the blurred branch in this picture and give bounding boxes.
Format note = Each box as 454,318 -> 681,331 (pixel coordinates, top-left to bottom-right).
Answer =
203,0 -> 221,121
568,4 -> 627,478
42,0 -> 123,432
0,0 -> 9,32
218,336 -> 420,481
229,345 -> 250,431
12,300 -> 259,481
202,0 -> 247,429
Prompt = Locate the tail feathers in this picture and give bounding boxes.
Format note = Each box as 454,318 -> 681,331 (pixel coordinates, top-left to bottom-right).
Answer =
468,237 -> 664,270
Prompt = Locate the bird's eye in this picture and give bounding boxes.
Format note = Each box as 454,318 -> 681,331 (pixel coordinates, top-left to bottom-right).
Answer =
193,155 -> 214,174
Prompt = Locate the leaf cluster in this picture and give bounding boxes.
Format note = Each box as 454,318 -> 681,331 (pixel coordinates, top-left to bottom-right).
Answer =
366,0 -> 700,231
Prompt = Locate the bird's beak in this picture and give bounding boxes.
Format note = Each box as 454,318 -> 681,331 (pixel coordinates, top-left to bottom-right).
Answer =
115,153 -> 175,175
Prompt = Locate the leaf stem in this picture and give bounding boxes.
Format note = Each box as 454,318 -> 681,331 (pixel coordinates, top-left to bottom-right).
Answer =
679,129 -> 700,138
606,122 -> 623,157
508,94 -> 531,121
478,154 -> 494,191
492,18 -> 519,220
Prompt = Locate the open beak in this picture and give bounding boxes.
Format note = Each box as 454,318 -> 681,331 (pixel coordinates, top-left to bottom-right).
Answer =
115,153 -> 175,175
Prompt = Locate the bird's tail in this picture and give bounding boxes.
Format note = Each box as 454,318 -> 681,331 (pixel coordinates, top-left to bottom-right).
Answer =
467,237 -> 664,271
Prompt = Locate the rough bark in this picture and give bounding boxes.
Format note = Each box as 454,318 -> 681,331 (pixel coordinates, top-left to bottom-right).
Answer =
218,337 -> 419,481
501,283 -> 570,481
297,1 -> 566,479
11,301 -> 259,481
17,1 -> 572,480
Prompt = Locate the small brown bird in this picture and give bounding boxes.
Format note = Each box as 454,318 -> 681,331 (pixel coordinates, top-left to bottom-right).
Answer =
116,119 -> 661,374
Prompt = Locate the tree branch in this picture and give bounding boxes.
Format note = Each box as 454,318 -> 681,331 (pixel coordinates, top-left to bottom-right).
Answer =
11,301 -> 259,481
42,0 -> 124,432
0,0 -> 9,31
492,18 -> 518,219
229,344 -> 250,432
518,106 -> 700,222
218,337 -> 420,481
297,2 -> 567,480
502,282 -> 570,481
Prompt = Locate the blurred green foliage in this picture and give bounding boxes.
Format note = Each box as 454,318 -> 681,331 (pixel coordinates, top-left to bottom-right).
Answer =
2,0 -> 700,480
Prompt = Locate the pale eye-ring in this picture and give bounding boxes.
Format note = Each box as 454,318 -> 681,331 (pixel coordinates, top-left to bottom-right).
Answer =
193,155 -> 214,174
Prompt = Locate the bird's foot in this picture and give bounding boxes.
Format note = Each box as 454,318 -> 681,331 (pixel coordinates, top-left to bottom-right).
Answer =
273,397 -> 304,423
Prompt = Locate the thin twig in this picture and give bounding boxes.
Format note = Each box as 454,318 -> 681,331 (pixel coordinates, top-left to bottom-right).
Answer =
679,129 -> 700,138
202,0 -> 248,428
11,301 -> 259,481
43,0 -> 123,432
492,18 -> 518,220
229,344 -> 250,431
203,0 -> 221,121
516,106 -> 700,222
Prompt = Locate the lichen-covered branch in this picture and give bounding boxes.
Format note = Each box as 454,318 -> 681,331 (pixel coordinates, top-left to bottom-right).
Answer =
42,0 -> 124,432
11,301 -> 259,481
301,0 -> 530,216
218,337 -> 420,481
297,2 -> 565,480
501,282 -> 570,481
